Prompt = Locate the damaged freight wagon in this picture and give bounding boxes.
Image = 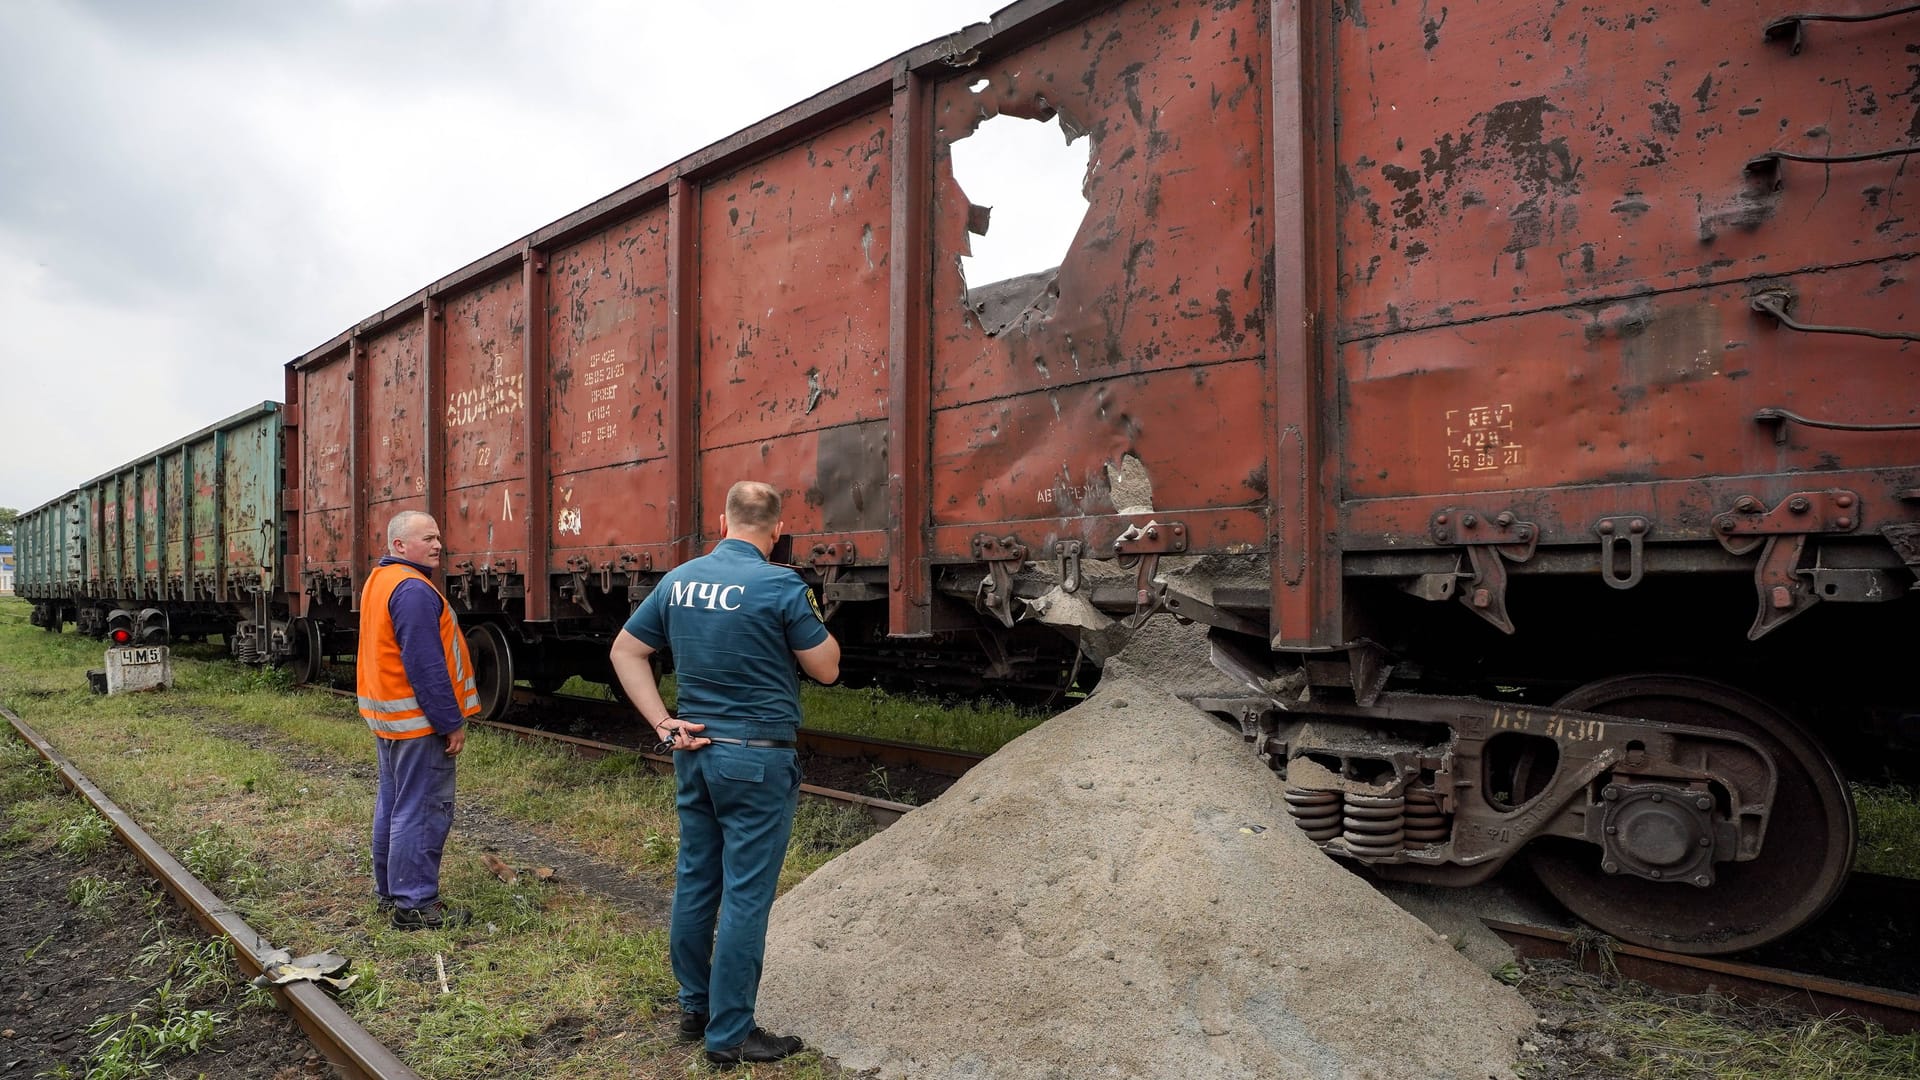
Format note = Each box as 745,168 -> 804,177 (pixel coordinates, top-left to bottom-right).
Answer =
265,0 -> 1920,956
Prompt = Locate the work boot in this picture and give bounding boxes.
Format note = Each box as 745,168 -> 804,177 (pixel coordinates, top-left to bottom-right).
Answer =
676,1010 -> 707,1042
391,902 -> 472,931
705,1026 -> 804,1065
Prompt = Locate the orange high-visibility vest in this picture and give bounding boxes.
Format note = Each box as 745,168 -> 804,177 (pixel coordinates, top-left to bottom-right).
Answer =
356,563 -> 480,738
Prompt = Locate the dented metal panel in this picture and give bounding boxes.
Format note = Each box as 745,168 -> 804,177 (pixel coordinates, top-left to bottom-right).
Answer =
365,321 -> 429,505
216,412 -> 280,586
925,0 -> 1274,562
547,206 -> 674,570
1332,0 -> 1920,340
440,272 -> 530,567
701,423 -> 895,547
930,361 -> 1271,524
698,111 -> 895,448
1330,0 -> 1920,586
299,354 -> 356,580
1343,262 -> 1920,506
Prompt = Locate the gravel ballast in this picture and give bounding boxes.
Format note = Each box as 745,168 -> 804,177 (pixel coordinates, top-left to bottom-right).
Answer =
760,658 -> 1536,1079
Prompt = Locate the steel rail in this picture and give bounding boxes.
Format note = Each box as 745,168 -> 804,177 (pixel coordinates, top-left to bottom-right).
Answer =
470,717 -> 921,827
526,689 -> 988,778
0,702 -> 421,1080
316,687 -> 929,827
1484,918 -> 1920,1034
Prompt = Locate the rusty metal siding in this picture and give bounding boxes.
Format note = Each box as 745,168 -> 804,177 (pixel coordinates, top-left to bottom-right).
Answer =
699,112 -> 895,449
547,206 -> 674,570
28,404 -> 280,606
1331,0 -> 1920,340
162,451 -> 186,586
13,493 -> 83,596
298,353 -> 355,580
440,272 -> 530,568
925,0 -> 1273,550
217,411 -> 280,590
366,321 -> 429,506
1330,0 -> 1919,561
1343,262 -> 1920,505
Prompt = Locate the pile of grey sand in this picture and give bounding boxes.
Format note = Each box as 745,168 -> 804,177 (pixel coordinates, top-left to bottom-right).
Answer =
758,659 -> 1536,1079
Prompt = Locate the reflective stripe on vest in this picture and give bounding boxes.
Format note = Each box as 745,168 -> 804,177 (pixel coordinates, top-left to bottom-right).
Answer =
355,562 -> 482,739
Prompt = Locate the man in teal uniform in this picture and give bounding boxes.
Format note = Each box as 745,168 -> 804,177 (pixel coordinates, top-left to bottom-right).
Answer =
610,480 -> 840,1065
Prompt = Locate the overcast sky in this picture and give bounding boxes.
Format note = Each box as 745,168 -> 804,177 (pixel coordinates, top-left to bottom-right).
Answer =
0,0 -> 1091,513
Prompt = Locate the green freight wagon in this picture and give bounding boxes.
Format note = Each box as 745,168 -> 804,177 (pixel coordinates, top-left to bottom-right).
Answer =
18,401 -> 289,663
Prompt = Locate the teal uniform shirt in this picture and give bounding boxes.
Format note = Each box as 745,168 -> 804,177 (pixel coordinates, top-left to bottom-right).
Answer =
623,538 -> 830,733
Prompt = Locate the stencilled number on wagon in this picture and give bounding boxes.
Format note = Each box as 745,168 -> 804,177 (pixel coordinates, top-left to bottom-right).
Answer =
582,349 -> 625,387
581,349 -> 623,444
447,367 -> 526,428
1444,404 -> 1524,475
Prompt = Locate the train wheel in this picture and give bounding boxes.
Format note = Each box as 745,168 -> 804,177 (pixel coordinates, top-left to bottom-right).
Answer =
1528,674 -> 1854,954
464,623 -> 516,724
289,618 -> 325,687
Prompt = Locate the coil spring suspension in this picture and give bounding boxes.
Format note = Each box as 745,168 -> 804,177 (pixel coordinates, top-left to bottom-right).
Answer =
1403,788 -> 1450,849
1283,787 -> 1342,841
1341,794 -> 1406,855
230,623 -> 263,664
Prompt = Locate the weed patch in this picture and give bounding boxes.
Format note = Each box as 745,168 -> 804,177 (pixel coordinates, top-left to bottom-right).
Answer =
54,809 -> 112,857
1854,783 -> 1920,879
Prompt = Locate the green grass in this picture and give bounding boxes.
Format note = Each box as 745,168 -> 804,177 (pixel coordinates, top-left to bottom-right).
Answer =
554,672 -> 1048,754
0,596 -> 867,1077
796,683 -> 1047,754
1853,783 -> 1920,879
1516,963 -> 1920,1079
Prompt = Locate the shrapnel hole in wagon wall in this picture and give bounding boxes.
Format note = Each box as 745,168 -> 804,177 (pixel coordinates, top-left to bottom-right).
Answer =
949,106 -> 1090,336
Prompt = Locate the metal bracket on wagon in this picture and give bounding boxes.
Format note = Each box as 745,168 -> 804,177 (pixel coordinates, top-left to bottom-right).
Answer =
1594,515 -> 1652,590
808,541 -> 858,622
1712,490 -> 1862,639
1112,520 -> 1188,629
1053,540 -> 1084,595
561,556 -> 594,614
1429,509 -> 1537,634
971,534 -> 1029,628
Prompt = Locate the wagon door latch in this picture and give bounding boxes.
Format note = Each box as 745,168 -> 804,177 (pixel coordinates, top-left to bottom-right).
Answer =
563,556 -> 595,614
1712,490 -> 1862,639
1430,509 -> 1537,634
1113,520 -> 1189,630
808,541 -> 857,622
452,561 -> 477,606
971,534 -> 1029,628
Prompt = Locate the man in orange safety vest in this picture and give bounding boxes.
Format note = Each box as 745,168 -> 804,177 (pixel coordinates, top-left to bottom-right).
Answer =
357,509 -> 481,930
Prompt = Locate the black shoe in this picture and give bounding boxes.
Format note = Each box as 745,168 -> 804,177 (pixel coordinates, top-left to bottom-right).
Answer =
375,895 -> 396,915
676,1010 -> 707,1042
705,1026 -> 804,1065
391,902 -> 472,931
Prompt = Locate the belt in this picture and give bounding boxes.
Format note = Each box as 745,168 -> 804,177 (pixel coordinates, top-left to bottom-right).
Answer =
704,737 -> 796,749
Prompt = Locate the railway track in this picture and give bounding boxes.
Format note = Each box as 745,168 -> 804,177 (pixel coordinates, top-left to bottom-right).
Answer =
1486,917 -> 1920,1035
1,703 -> 418,1080
457,692 -> 1920,1034
319,685 -> 986,827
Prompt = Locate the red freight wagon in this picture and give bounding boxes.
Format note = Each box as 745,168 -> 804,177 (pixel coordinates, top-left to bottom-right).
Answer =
286,0 -> 1918,953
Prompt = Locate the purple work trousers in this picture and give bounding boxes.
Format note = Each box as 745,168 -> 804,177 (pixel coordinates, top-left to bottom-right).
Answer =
371,733 -> 457,910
